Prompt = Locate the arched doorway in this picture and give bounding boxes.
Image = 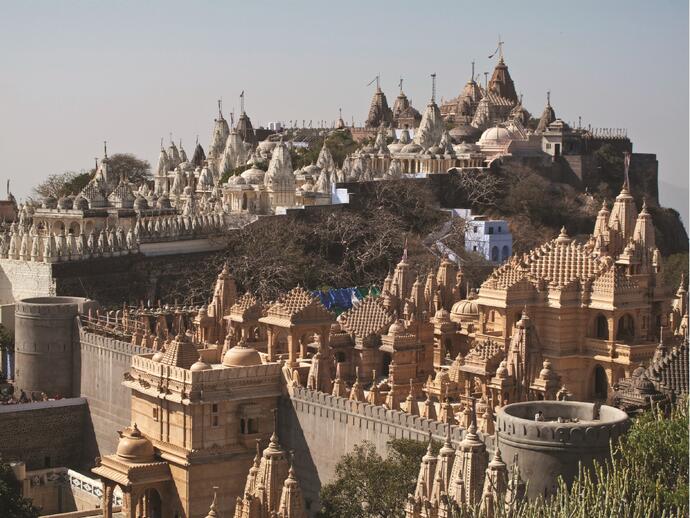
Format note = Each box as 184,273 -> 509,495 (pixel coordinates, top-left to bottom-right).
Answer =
501,245 -> 510,261
616,314 -> 635,341
593,365 -> 608,400
145,488 -> 162,518
381,352 -> 392,377
491,246 -> 499,262
595,314 -> 609,339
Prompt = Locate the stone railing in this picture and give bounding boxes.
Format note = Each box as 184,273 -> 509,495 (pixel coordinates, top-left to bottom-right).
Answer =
0,226 -> 137,263
67,469 -> 123,507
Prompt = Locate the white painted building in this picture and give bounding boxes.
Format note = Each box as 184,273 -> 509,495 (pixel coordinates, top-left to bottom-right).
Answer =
454,209 -> 512,263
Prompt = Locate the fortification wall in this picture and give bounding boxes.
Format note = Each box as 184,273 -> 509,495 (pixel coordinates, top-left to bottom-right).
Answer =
77,329 -> 147,459
0,398 -> 88,470
495,401 -> 629,498
14,297 -> 94,397
0,259 -> 55,304
279,386 -> 477,514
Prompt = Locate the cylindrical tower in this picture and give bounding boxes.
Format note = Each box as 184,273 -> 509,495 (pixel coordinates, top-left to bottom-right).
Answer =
14,296 -> 94,397
496,401 -> 629,499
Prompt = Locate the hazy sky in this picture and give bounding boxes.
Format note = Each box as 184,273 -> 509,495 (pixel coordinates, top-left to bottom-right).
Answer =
1,1 -> 687,222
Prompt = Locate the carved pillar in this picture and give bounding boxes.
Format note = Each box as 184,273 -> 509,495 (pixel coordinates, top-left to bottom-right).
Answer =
102,481 -> 115,518
122,489 -> 139,518
266,327 -> 275,362
287,332 -> 297,367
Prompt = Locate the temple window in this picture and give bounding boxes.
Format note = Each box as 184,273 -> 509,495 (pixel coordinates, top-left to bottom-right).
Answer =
594,314 -> 609,339
211,403 -> 219,427
616,314 -> 635,341
152,408 -> 158,422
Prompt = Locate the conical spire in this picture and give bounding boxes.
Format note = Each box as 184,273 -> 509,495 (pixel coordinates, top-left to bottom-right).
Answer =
430,424 -> 455,504
366,370 -> 381,406
349,367 -> 366,402
448,399 -> 487,505
277,453 -> 308,518
479,446 -> 509,518
405,379 -> 419,415
413,433 -> 438,501
633,197 -> 655,249
536,91 -> 556,134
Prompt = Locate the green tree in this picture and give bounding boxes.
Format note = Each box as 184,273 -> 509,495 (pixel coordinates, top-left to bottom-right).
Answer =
32,171 -> 89,199
102,153 -> 151,184
0,462 -> 39,518
33,153 -> 150,199
318,438 -> 431,518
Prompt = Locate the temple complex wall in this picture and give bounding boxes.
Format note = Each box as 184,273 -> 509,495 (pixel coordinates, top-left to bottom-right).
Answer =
0,398 -> 88,470
279,386 -> 481,514
0,259 -> 55,304
77,329 -> 147,459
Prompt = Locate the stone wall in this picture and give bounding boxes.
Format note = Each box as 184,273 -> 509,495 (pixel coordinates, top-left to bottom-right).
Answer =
77,328 -> 146,460
0,398 -> 88,470
0,259 -> 55,304
279,386 -> 478,514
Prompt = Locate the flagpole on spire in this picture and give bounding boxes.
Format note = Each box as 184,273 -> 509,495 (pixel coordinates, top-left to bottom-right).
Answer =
623,151 -> 632,191
431,73 -> 436,103
217,98 -> 222,118
240,91 -> 245,115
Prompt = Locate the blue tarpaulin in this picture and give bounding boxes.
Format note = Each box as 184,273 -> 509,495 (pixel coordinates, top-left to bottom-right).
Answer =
311,286 -> 380,313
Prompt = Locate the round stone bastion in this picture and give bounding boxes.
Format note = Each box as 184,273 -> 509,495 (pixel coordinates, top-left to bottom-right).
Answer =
14,296 -> 96,397
495,400 -> 630,498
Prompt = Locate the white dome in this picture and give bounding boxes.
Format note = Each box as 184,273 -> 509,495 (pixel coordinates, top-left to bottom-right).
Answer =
479,126 -> 513,144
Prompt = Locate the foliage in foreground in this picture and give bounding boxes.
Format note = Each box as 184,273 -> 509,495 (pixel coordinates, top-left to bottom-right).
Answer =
0,462 -> 39,518
319,401 -> 688,518
318,439 -> 431,518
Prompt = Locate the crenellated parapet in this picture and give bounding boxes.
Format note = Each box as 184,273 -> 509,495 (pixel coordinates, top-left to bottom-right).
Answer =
289,385 -> 468,444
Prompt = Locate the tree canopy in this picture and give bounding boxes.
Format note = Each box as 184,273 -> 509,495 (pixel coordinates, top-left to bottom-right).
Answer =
318,438 -> 432,518
0,462 -> 39,518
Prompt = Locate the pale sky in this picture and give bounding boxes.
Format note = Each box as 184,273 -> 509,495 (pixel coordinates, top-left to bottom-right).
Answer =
0,0 -> 687,222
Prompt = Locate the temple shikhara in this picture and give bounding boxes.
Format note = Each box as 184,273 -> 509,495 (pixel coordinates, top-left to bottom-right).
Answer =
0,36 -> 686,518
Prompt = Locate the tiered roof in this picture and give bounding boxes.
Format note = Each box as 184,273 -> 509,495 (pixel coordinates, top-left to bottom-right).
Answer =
261,287 -> 333,325
482,230 -> 606,291
340,296 -> 394,339
159,333 -> 199,369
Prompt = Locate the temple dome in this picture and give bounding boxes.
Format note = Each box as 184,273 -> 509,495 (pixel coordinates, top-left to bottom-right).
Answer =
73,195 -> 89,211
450,297 -> 479,319
400,143 -> 423,154
43,195 -> 57,209
116,424 -> 155,463
190,357 -> 212,371
57,196 -> 73,210
479,126 -> 513,144
388,320 -> 406,335
133,195 -> 149,210
240,166 -> 266,185
223,341 -> 261,367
